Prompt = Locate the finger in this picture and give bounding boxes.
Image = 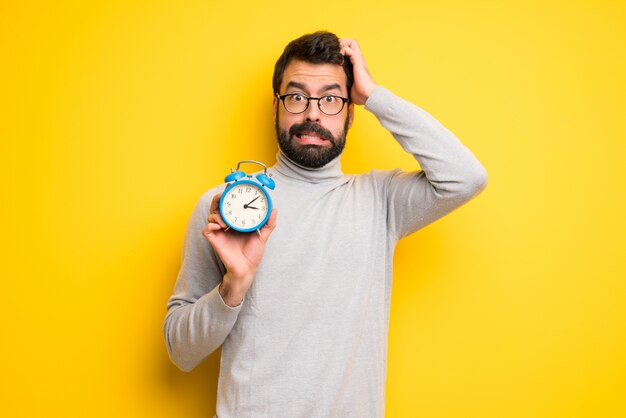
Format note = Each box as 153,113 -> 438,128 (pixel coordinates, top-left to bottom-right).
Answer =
202,221 -> 222,239
207,192 -> 227,228
339,38 -> 359,50
340,46 -> 357,67
340,41 -> 353,54
208,213 -> 228,229
258,208 -> 278,242
340,45 -> 365,67
266,208 -> 277,229
208,192 -> 223,217
340,39 -> 361,55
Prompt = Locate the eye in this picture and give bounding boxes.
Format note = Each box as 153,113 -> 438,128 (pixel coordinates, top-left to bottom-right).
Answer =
322,95 -> 337,103
291,93 -> 306,102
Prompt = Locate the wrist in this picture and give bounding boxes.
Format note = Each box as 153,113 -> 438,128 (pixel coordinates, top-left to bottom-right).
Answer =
354,81 -> 378,105
363,81 -> 378,99
219,273 -> 251,307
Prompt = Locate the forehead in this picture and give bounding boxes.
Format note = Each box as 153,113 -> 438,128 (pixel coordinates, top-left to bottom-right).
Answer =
281,60 -> 347,94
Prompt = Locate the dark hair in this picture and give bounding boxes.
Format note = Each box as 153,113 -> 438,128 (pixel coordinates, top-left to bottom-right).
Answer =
272,31 -> 353,98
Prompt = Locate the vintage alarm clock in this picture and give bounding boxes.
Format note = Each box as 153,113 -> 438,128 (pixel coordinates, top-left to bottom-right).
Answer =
219,160 -> 275,233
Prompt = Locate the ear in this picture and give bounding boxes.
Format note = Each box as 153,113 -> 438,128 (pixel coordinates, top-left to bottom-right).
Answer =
273,96 -> 278,124
347,103 -> 355,129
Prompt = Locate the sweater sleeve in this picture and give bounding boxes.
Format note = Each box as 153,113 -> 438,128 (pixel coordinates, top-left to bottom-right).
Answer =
163,189 -> 242,372
364,86 -> 488,239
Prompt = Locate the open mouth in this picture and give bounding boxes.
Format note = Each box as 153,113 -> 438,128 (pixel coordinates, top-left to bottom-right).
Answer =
295,132 -> 328,145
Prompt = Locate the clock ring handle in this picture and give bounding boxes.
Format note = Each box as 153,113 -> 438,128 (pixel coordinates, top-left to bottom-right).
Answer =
235,160 -> 269,175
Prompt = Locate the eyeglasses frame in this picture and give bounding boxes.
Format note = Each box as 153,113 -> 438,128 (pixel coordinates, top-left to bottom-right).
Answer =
275,93 -> 350,116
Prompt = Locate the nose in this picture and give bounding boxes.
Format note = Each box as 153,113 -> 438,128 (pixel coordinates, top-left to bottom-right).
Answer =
304,98 -> 322,122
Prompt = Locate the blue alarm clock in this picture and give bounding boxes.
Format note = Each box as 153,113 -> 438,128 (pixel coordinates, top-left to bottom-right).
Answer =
219,160 -> 275,233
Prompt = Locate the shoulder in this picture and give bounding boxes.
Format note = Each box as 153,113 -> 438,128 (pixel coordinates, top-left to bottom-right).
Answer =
198,185 -> 221,204
355,168 -> 403,183
192,183 -> 229,215
350,168 -> 404,193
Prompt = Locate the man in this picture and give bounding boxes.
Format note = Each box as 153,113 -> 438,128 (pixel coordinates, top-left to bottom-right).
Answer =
164,31 -> 487,417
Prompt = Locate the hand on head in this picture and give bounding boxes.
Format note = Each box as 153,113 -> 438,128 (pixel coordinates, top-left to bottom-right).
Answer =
339,38 -> 378,105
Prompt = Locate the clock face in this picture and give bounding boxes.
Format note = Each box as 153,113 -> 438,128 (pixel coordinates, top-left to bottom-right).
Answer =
220,181 -> 271,232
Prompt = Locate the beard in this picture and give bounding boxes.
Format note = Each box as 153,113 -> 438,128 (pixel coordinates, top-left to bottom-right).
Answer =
276,116 -> 349,169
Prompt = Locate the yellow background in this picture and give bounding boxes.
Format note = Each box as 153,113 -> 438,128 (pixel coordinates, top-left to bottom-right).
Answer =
2,0 -> 625,417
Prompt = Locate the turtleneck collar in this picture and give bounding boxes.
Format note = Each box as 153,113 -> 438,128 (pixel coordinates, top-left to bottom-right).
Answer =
271,150 -> 344,183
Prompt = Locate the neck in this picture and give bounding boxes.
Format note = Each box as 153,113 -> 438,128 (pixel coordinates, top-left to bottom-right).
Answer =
272,150 -> 343,183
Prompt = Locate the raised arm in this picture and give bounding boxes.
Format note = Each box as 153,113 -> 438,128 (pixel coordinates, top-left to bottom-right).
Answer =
366,87 -> 488,238
341,38 -> 487,238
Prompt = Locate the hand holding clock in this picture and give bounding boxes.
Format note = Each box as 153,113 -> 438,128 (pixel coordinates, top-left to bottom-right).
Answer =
202,192 -> 278,307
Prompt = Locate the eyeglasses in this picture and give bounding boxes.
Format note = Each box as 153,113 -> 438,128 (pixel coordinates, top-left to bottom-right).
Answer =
276,93 -> 349,116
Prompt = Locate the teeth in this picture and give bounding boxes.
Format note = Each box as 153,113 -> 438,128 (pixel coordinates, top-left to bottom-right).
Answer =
295,132 -> 326,142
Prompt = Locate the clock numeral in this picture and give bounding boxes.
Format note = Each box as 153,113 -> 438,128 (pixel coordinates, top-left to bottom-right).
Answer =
242,220 -> 246,225
230,193 -> 236,199
238,189 -> 243,194
246,187 -> 251,193
228,210 -> 232,215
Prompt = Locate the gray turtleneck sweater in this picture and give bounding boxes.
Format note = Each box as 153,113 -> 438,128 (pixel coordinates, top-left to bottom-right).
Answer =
164,86 -> 488,417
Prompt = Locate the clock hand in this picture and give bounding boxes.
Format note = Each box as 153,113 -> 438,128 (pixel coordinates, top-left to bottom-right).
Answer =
246,206 -> 259,210
243,195 -> 261,209
246,196 -> 261,205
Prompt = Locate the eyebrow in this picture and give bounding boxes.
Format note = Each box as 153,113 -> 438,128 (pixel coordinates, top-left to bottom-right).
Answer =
284,81 -> 343,94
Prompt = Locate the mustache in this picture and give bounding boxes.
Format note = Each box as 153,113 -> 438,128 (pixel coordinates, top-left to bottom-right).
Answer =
289,122 -> 334,143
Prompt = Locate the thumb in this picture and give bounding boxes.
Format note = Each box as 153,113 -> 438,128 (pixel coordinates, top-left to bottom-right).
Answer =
258,208 -> 278,242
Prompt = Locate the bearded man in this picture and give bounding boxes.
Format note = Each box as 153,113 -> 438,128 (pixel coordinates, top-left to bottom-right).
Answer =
164,31 -> 488,418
